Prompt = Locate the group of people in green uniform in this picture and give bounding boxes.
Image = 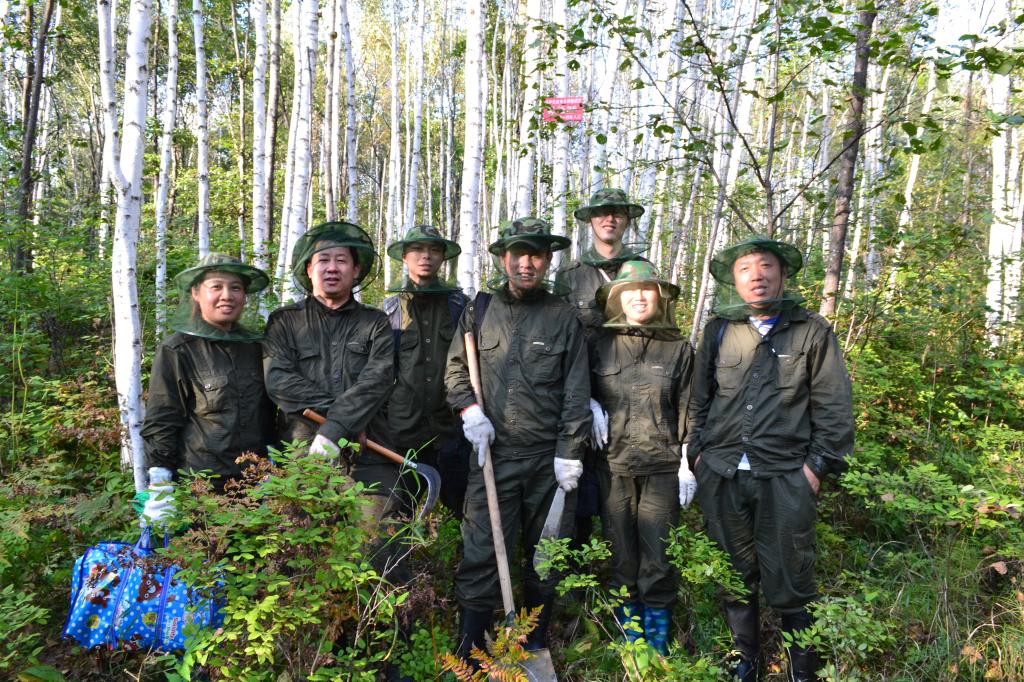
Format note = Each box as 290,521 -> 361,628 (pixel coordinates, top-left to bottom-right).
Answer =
136,188 -> 853,682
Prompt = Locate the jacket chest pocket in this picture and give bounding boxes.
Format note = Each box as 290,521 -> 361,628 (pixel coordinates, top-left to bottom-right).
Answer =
648,362 -> 679,402
526,337 -> 564,384
592,362 -> 621,403
193,374 -> 232,416
774,351 -> 807,402
343,339 -> 370,378
715,352 -> 744,397
477,332 -> 502,378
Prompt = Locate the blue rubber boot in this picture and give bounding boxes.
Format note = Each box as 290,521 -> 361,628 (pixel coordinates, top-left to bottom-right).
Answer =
613,602 -> 645,643
642,606 -> 672,655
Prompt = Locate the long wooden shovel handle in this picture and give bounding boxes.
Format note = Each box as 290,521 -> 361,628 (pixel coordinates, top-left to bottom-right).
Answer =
464,332 -> 517,623
301,408 -> 406,467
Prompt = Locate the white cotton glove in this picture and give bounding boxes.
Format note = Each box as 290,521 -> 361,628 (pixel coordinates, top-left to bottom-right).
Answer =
140,467 -> 175,528
553,457 -> 584,492
589,399 -> 609,450
678,445 -> 697,508
461,404 -> 495,466
309,433 -> 341,459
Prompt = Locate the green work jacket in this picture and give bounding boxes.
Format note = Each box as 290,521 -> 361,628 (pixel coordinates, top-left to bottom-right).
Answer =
590,329 -> 694,476
556,253 -> 648,343
686,306 -> 854,479
263,296 -> 394,452
445,286 -> 591,461
382,291 -> 466,449
142,333 -> 273,484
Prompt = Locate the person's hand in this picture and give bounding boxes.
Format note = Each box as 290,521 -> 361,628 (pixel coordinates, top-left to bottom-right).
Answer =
310,433 -> 341,459
589,399 -> 609,450
139,467 -> 175,528
553,457 -> 583,492
678,448 -> 697,508
802,463 -> 820,495
461,404 -> 495,466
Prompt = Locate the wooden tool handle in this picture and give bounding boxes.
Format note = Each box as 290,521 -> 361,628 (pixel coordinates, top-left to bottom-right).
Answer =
464,331 -> 516,621
301,408 -> 406,467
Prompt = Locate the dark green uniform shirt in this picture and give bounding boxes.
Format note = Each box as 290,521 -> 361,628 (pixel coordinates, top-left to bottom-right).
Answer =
383,291 -> 465,448
263,296 -> 394,452
445,287 -> 592,461
686,306 -> 854,479
590,330 -> 694,476
142,333 -> 273,483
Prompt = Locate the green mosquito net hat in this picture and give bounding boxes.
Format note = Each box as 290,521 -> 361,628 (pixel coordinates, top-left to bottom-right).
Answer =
573,188 -> 645,221
169,253 -> 268,341
710,235 -> 805,320
290,221 -> 379,294
485,217 -> 571,295
597,260 -> 680,330
386,225 -> 462,293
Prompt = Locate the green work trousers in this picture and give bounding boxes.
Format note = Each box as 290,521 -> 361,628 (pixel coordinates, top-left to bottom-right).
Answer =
696,465 -> 817,613
455,453 -> 576,612
596,468 -> 680,609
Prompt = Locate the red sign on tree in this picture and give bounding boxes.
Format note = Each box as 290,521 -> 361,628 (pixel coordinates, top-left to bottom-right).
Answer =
543,96 -> 585,123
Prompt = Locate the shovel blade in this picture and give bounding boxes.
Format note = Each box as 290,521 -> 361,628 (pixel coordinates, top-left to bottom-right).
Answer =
520,649 -> 558,682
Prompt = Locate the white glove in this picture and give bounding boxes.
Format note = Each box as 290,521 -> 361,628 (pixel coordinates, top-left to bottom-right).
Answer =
589,399 -> 609,450
553,457 -> 583,492
140,467 -> 175,528
462,404 -> 495,467
678,446 -> 697,508
309,433 -> 341,459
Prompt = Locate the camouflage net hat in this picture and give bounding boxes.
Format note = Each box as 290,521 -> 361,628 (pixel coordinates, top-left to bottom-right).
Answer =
173,252 -> 270,293
386,224 -> 461,261
487,217 -> 571,256
573,188 -> 645,221
290,221 -> 378,294
597,260 -> 680,330
709,234 -> 803,284
169,253 -> 268,341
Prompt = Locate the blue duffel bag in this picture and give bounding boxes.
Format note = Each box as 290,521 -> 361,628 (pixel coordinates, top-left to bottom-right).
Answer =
62,528 -> 222,651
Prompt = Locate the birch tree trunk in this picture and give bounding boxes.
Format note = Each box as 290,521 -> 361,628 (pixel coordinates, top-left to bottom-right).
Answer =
986,68 -> 1021,342
281,0 -> 318,302
404,0 -> 425,228
514,0 -> 541,216
251,0 -> 269,271
261,0 -> 281,249
384,1 -> 402,286
155,0 -> 180,335
193,0 -> 210,256
458,0 -> 485,294
820,9 -> 875,317
341,0 -> 358,221
550,0 -> 570,272
100,0 -> 152,491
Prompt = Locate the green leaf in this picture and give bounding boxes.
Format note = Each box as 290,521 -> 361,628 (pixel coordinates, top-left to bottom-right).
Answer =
902,122 -> 918,136
18,666 -> 66,682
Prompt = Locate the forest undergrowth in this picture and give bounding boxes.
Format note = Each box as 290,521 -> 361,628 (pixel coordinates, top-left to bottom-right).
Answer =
0,250 -> 1022,681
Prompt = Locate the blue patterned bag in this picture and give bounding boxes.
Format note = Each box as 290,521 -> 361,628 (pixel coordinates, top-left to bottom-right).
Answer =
62,529 -> 222,651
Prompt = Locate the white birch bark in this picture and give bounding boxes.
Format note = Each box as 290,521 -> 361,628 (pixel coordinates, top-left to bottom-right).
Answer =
513,0 -> 541,216
192,0 -> 210,256
154,0 -> 179,336
328,0 -> 342,218
341,0 -> 358,221
590,0 -> 628,193
404,0 -> 426,228
251,0 -> 269,271
384,1 -> 402,287
458,0 -> 484,294
275,28 -> 303,289
282,0 -> 318,303
261,0 -> 281,257
986,68 -> 1021,341
550,0 -> 570,272
100,0 -> 151,491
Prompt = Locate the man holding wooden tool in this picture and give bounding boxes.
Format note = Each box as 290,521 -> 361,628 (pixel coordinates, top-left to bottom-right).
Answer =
263,222 -> 404,568
444,218 -> 592,667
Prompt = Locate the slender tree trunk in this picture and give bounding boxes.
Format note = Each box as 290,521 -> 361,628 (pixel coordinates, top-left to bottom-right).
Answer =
99,0 -> 152,491
404,0 -> 426,228
262,0 -> 281,247
251,0 -> 269,271
384,1 -> 402,286
193,0 -> 210,255
13,0 -> 56,273
341,0 -> 357,221
986,66 -> 1021,342
550,0 -> 570,272
458,0 -> 485,293
155,0 -> 179,335
820,9 -> 875,317
514,0 -> 541,215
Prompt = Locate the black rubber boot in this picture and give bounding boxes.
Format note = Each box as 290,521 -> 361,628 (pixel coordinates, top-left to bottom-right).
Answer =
781,609 -> 818,682
523,594 -> 555,651
456,608 -> 492,664
723,599 -> 760,682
